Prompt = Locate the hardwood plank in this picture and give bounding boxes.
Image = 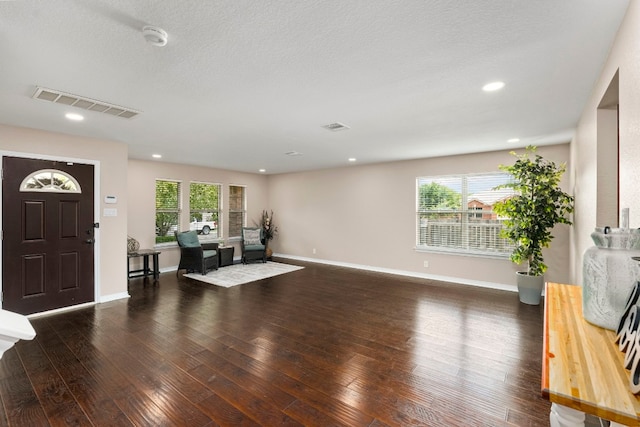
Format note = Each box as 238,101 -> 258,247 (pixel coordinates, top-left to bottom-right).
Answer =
208,335 -> 412,426
46,313 -> 178,426
197,393 -> 259,427
187,361 -> 303,426
0,259 -> 555,426
87,321 -> 214,426
283,398 -> 359,427
14,337 -> 91,426
32,318 -> 131,425
0,348 -> 49,426
121,318 -> 300,420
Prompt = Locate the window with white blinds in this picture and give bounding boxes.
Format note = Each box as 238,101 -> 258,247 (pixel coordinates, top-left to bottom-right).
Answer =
189,182 -> 221,239
228,185 -> 246,238
156,179 -> 181,243
416,172 -> 515,256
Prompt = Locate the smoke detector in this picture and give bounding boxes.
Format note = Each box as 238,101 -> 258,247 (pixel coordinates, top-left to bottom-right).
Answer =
142,25 -> 168,47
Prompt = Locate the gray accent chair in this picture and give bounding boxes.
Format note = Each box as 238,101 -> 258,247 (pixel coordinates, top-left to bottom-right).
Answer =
241,227 -> 266,264
175,230 -> 218,275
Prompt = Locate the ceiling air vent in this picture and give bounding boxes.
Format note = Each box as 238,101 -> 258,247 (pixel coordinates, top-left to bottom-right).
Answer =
322,122 -> 350,132
32,87 -> 141,119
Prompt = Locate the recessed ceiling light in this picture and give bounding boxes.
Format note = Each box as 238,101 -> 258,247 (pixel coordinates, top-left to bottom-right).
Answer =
348,158 -> 357,162
65,112 -> 84,121
152,154 -> 162,159
482,81 -> 505,92
507,138 -> 520,143
259,169 -> 266,173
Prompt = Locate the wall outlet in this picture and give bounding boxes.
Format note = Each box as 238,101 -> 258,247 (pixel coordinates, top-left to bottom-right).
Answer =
423,260 -> 429,268
313,248 -> 316,254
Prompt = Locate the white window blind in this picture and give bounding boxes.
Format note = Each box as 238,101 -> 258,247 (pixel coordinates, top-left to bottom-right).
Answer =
228,185 -> 246,238
156,179 -> 181,243
416,173 -> 515,256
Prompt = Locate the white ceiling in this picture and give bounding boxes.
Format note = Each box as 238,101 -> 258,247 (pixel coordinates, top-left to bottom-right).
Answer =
0,0 -> 629,174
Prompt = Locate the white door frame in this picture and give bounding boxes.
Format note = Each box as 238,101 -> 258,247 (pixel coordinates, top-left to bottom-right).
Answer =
0,151 -> 101,310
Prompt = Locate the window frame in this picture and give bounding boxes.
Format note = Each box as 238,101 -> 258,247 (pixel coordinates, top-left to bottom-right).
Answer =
416,172 -> 515,258
189,181 -> 222,241
20,169 -> 81,193
228,185 -> 246,238
155,179 -> 182,244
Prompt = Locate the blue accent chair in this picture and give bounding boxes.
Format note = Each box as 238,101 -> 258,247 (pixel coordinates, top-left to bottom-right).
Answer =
241,227 -> 266,264
175,230 -> 218,275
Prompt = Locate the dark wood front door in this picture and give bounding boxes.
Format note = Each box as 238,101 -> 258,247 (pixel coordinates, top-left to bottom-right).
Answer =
2,156 -> 95,315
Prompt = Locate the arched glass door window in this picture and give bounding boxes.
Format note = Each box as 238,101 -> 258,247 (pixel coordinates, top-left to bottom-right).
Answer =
20,169 -> 81,193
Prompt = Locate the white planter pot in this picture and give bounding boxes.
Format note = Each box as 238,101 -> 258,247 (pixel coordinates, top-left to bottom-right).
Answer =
517,272 -> 544,305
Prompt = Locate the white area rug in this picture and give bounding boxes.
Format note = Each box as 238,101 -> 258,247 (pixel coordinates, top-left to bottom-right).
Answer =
184,261 -> 304,288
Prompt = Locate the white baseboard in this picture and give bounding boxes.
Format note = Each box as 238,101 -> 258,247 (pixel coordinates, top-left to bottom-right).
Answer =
25,293 -> 130,318
98,292 -> 131,303
27,301 -> 96,318
275,253 -> 518,293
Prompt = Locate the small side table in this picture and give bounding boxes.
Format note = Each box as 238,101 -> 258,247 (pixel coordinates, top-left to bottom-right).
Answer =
218,246 -> 234,267
127,249 -> 161,281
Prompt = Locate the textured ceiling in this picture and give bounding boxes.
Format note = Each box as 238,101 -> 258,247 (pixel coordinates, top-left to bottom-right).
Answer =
0,0 -> 630,174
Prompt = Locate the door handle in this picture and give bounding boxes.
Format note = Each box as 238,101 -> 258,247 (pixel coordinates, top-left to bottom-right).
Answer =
85,239 -> 94,244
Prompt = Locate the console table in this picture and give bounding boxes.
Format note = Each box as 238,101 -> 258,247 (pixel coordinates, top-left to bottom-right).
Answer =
543,282 -> 640,426
127,249 -> 161,281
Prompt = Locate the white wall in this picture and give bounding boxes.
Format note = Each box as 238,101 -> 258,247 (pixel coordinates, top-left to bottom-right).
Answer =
572,1 -> 640,285
269,144 -> 571,289
0,124 -> 128,301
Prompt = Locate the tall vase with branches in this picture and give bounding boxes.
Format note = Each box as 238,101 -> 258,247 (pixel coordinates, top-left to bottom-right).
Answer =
256,210 -> 278,256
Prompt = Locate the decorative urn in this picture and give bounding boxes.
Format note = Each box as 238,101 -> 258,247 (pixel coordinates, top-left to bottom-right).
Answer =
583,226 -> 640,330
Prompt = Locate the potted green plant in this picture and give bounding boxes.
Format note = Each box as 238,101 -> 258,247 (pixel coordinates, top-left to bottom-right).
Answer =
493,146 -> 574,305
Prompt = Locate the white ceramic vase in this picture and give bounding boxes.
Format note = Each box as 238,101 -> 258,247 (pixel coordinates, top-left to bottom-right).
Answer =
582,227 -> 640,330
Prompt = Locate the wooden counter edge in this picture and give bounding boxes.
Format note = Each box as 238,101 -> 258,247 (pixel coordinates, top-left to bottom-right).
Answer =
541,282 -> 550,400
541,282 -> 640,426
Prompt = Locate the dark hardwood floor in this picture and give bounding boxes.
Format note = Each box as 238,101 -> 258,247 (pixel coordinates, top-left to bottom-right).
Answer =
0,259 -> 595,426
